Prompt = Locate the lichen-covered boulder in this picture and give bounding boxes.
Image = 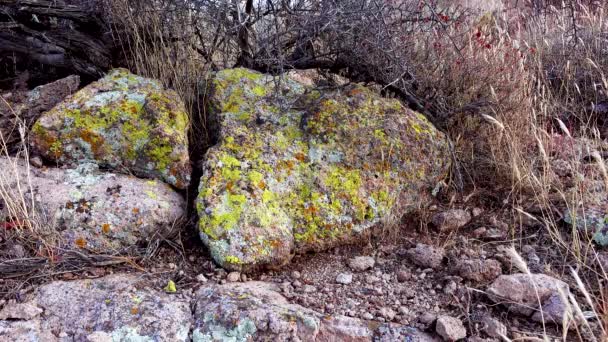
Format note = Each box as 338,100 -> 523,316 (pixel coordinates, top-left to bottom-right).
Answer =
0,157 -> 185,252
30,68 -> 190,189
196,68 -> 449,270
193,281 -> 437,341
0,275 -> 191,341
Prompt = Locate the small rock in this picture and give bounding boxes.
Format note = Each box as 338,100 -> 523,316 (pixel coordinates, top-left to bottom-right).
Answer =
481,315 -> 507,339
406,244 -> 444,269
431,209 -> 471,232
348,256 -> 375,272
303,285 -> 316,293
336,273 -> 353,285
226,272 -> 241,282
396,269 -> 411,282
455,259 -> 502,282
472,207 -> 483,217
291,270 -> 301,279
418,312 -> 436,325
196,274 -> 208,283
362,312 -> 374,320
487,273 -> 571,324
379,307 -> 396,321
30,156 -> 43,168
0,302 -> 43,320
436,315 -> 467,341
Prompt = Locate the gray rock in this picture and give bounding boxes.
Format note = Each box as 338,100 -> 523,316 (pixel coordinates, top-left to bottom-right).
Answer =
432,209 -> 471,232
419,312 -> 437,325
336,273 -> 353,285
436,315 -> 467,341
0,303 -> 42,320
407,244 -> 445,269
0,157 -> 185,253
192,281 -> 428,341
396,269 -> 411,282
481,315 -> 506,339
0,274 -> 191,341
226,272 -> 241,282
487,273 -> 573,324
379,307 -> 396,321
348,256 -> 376,272
455,258 -> 502,282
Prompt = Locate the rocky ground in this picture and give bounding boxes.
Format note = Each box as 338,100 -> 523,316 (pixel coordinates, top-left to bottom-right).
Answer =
1,68 -> 606,341
2,205 -> 598,341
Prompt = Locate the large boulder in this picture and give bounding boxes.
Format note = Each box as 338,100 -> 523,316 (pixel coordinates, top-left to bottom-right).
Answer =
30,68 -> 191,189
0,157 -> 185,252
193,281 -> 438,341
196,68 -> 449,270
0,275 -> 191,341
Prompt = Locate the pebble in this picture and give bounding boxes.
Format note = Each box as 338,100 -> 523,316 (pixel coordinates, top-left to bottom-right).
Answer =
348,256 -> 375,272
303,285 -> 316,293
482,315 -> 507,338
379,307 -> 396,321
291,270 -> 301,279
396,269 -> 411,282
431,209 -> 471,232
362,312 -> 374,320
226,272 -> 240,282
406,243 -> 445,269
418,312 -> 436,325
436,315 -> 467,341
336,273 -> 353,285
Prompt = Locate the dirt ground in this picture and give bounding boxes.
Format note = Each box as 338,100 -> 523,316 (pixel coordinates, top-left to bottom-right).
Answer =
2,201 -> 602,341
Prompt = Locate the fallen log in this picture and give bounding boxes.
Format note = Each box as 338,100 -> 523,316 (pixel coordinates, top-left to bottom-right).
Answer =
0,0 -> 117,89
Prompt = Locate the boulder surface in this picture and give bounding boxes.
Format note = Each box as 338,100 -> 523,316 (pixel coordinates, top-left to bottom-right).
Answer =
0,157 -> 185,252
30,68 -> 191,189
0,274 -> 437,342
0,275 -> 191,341
197,68 -> 449,270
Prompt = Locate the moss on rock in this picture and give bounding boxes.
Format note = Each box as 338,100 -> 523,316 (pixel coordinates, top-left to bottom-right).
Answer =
30,68 -> 191,189
196,68 -> 450,271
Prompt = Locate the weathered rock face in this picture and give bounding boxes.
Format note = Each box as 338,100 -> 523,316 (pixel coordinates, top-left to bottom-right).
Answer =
0,157 -> 185,252
30,68 -> 191,189
0,274 -> 437,341
0,275 -> 191,341
197,68 -> 449,270
193,281 -> 438,342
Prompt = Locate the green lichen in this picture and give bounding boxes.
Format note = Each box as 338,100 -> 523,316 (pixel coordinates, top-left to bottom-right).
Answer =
30,69 -> 191,188
196,68 -> 449,270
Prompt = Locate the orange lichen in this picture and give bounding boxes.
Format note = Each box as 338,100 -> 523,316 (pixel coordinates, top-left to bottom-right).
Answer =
75,237 -> 87,248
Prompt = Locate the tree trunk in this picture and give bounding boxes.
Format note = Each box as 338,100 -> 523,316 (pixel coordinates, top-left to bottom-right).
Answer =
0,0 -> 118,89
